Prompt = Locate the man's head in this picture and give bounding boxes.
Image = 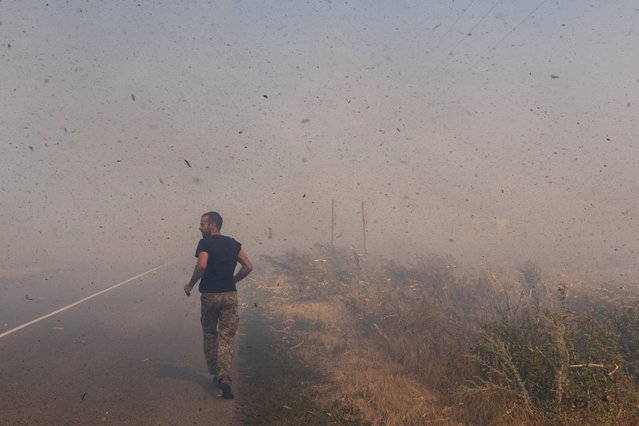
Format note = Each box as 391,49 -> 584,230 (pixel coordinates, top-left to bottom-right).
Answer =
200,211 -> 223,237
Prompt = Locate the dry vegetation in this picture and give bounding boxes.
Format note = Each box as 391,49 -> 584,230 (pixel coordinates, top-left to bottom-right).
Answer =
239,246 -> 639,425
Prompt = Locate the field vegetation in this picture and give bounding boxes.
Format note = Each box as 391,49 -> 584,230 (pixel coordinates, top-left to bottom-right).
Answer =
238,246 -> 639,425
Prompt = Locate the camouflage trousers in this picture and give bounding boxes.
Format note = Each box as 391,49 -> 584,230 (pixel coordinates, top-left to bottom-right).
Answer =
200,291 -> 239,382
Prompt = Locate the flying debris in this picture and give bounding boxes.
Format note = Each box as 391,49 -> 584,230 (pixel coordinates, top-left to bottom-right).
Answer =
184,159 -> 192,168
551,74 -> 559,79
131,94 -> 136,101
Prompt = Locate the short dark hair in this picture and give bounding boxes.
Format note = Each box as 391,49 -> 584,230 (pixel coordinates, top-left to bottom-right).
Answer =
202,211 -> 223,229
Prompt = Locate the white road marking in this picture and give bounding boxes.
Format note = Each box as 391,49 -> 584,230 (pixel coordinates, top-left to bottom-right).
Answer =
0,261 -> 173,340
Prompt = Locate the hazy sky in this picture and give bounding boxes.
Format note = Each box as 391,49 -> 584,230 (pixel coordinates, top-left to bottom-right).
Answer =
1,1 -> 638,278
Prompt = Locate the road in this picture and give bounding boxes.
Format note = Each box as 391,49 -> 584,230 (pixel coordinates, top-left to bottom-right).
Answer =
0,261 -> 239,425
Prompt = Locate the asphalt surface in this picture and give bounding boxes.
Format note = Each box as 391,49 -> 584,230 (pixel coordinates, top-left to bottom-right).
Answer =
0,261 -> 239,425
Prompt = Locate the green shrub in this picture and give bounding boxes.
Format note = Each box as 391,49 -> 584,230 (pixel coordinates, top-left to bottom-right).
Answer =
468,283 -> 639,424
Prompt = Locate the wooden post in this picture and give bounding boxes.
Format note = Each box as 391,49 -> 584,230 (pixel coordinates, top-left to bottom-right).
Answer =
361,200 -> 367,254
331,199 -> 335,247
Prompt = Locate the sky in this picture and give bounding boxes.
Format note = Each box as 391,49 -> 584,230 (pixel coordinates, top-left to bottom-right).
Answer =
1,0 -> 638,280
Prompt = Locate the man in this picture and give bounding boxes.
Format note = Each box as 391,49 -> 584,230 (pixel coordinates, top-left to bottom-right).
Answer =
184,211 -> 253,399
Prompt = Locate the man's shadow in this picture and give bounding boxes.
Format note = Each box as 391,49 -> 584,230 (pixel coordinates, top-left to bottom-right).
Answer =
152,363 -> 218,397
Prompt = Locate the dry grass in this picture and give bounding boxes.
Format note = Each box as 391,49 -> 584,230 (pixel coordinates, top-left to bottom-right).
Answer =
241,246 -> 639,425
295,302 -> 449,424
251,248 -> 496,424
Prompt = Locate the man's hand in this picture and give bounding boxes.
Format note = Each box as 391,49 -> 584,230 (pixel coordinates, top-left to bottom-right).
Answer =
184,283 -> 194,296
233,249 -> 253,284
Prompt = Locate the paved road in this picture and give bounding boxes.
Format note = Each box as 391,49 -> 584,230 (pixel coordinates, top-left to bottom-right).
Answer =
0,261 -> 239,425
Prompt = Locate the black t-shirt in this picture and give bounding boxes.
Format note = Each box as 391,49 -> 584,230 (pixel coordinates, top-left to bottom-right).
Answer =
194,235 -> 241,293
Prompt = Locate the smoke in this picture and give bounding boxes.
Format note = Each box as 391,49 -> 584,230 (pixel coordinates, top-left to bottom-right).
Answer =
1,1 -> 638,280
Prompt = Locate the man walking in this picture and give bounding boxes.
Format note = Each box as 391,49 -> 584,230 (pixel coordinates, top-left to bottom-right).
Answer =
184,211 -> 253,399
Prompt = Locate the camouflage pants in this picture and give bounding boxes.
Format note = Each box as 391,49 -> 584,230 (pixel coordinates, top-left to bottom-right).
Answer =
200,291 -> 239,382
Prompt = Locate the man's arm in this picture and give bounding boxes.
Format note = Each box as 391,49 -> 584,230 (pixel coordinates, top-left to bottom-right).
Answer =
234,249 -> 253,284
184,252 -> 208,296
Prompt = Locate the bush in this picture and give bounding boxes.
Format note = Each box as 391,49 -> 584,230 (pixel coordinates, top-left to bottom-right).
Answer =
467,279 -> 639,424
